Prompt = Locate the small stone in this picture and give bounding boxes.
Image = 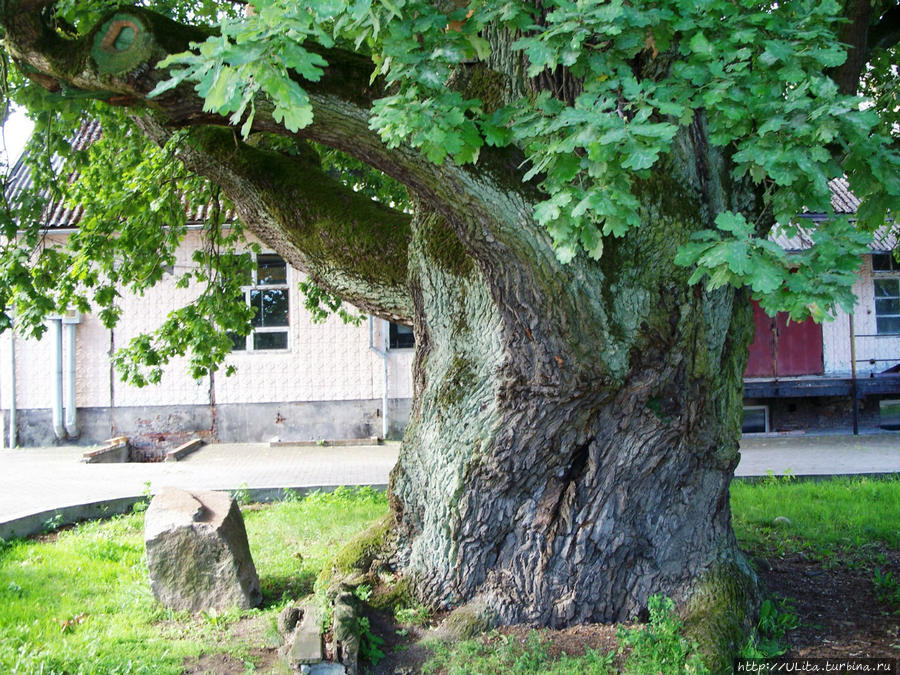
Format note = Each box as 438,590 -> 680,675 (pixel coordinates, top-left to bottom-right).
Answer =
279,605 -> 302,634
773,516 -> 792,526
144,487 -> 262,612
290,603 -> 324,666
308,663 -> 347,674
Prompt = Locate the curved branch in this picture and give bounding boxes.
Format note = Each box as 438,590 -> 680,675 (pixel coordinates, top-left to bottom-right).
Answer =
134,116 -> 413,321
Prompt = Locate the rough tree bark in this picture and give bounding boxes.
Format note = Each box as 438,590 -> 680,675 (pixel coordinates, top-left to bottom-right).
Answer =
0,3 -> 798,667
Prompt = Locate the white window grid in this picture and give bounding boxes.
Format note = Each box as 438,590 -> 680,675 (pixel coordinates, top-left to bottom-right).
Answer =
872,254 -> 900,336
235,252 -> 291,352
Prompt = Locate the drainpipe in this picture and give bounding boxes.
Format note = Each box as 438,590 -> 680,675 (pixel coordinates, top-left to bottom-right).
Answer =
849,312 -> 858,435
50,318 -> 65,440
63,312 -> 80,438
8,319 -> 17,448
368,316 -> 390,440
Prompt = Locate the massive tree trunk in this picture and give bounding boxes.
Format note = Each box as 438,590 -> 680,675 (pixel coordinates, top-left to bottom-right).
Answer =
3,4 -> 762,666
387,129 -> 761,664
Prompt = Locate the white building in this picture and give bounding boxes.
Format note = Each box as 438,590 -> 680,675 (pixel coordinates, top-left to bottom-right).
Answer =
1,138 -> 415,452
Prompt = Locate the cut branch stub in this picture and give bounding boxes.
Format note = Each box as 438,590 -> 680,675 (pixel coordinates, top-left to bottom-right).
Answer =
92,13 -> 154,75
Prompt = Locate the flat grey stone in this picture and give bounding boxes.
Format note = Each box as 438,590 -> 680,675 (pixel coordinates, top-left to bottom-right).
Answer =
307,663 -> 347,674
290,603 -> 323,665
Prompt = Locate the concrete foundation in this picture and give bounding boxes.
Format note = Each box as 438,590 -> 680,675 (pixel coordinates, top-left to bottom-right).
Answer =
744,395 -> 884,434
2,398 -> 412,447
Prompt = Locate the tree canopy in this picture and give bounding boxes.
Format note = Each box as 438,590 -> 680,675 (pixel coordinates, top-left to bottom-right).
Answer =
1,0 -> 899,377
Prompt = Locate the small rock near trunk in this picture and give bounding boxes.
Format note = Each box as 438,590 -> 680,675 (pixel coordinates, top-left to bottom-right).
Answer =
144,487 -> 262,612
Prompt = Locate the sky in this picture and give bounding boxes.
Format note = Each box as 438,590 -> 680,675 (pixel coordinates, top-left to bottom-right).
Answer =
1,107 -> 35,169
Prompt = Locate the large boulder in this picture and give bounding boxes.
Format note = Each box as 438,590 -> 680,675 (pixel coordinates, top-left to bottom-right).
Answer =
144,487 -> 262,612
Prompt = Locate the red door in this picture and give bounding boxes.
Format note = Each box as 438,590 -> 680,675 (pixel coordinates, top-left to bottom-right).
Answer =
746,301 -> 776,377
745,301 -> 823,377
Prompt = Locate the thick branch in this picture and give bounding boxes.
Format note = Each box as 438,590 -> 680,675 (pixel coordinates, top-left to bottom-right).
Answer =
2,3 -> 537,318
134,116 -> 413,322
829,0 -> 874,95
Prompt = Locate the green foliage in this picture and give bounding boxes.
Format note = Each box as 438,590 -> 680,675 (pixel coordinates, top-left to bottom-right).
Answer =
872,568 -> 900,614
232,482 -> 252,506
3,0 -> 900,381
298,279 -> 365,326
145,0 -> 900,323
355,614 -> 387,665
740,597 -> 800,658
395,602 -> 429,626
617,595 -> 708,674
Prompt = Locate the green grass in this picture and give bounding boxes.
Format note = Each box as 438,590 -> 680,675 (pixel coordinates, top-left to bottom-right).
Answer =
422,631 -> 616,675
0,486 -> 388,674
1,477 -> 898,674
730,474 -> 900,566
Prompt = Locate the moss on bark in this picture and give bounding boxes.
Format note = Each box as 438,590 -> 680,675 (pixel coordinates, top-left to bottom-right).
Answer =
682,558 -> 761,674
316,513 -> 395,592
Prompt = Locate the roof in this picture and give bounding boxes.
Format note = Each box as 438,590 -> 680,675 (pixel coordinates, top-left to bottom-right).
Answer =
5,119 -> 234,229
770,177 -> 896,253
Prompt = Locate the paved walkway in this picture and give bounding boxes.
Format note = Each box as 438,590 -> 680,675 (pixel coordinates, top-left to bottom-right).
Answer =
0,433 -> 897,533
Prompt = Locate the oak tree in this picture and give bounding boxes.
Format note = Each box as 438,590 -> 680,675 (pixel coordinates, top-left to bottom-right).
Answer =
2,0 -> 899,666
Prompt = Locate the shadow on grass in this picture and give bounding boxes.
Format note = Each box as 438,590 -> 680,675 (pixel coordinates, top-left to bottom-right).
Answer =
259,570 -> 317,607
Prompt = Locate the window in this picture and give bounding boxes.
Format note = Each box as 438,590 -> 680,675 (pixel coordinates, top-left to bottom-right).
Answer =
389,322 -> 415,349
232,254 -> 290,351
741,405 -> 769,434
872,254 -> 900,335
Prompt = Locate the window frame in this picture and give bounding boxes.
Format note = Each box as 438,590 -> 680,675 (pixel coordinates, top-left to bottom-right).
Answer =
232,253 -> 291,353
872,253 -> 900,336
389,322 -> 415,350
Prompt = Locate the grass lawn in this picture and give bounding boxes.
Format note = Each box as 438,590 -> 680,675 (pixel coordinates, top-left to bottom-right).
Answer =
0,486 -> 388,674
0,477 -> 897,673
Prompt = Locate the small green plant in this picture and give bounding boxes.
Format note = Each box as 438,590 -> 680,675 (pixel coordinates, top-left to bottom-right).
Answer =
232,482 -> 252,506
282,487 -> 302,503
741,596 -> 800,658
201,607 -> 239,629
873,568 -> 900,613
618,595 -> 709,674
355,615 -> 386,666
41,512 -> 64,533
395,602 -> 429,626
352,583 -> 373,602
132,481 -> 154,514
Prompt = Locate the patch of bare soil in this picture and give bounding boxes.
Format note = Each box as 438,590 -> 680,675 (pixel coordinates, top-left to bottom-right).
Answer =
182,649 -> 279,674
754,553 -> 900,658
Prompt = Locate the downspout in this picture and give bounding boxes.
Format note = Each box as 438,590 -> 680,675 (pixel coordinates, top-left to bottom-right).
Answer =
8,318 -> 17,448
50,318 -> 65,440
849,312 -> 858,435
63,312 -> 80,438
369,316 -> 390,440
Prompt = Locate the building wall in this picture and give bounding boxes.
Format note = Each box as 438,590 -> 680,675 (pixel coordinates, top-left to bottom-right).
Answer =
823,256 -> 900,377
0,230 -> 414,446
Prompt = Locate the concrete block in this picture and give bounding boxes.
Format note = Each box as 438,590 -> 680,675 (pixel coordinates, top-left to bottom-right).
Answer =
81,439 -> 130,463
290,603 -> 323,666
164,438 -> 204,462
